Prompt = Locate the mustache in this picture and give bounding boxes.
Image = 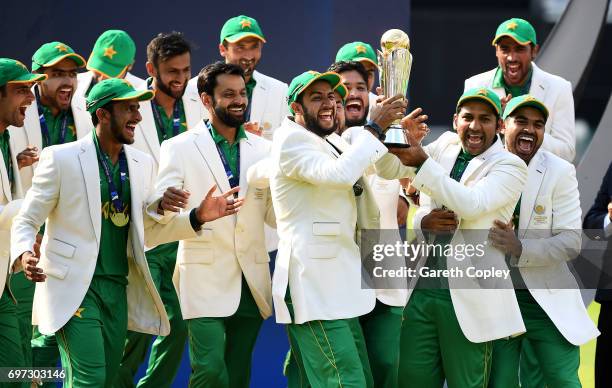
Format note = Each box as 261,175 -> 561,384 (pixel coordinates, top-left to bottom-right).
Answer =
228,104 -> 247,110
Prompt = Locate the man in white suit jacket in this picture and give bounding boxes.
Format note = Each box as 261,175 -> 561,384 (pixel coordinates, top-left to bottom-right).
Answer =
464,18 -> 575,162
0,58 -> 45,370
146,62 -> 275,388
10,79 -> 238,387
398,88 -> 528,388
487,95 -> 599,387
116,32 -> 203,388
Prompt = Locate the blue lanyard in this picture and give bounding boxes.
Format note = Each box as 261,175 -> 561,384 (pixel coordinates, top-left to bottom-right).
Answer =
149,84 -> 182,142
93,131 -> 129,213
35,86 -> 69,147
206,121 -> 240,190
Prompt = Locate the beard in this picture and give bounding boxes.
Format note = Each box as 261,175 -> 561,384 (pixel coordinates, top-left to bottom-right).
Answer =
110,114 -> 133,145
344,102 -> 369,128
304,107 -> 335,138
155,75 -> 186,99
213,100 -> 247,128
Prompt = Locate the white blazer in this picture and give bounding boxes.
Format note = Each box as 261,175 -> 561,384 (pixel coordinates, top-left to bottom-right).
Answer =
0,138 -> 24,295
265,119 -> 390,324
465,63 -> 575,162
411,131 -> 528,342
146,121 -> 275,320
10,136 -> 199,335
130,88 -> 205,171
8,85 -> 94,191
512,149 -> 599,345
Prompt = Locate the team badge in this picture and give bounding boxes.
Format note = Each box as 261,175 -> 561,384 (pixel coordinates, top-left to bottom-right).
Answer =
534,204 -> 545,214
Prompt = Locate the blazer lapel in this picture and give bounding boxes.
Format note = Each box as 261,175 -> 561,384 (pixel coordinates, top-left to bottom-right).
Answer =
193,126 -> 232,194
8,142 -> 23,199
528,63 -> 549,102
0,146 -> 11,201
78,136 -> 102,245
238,137 -> 257,198
440,142 -> 462,174
519,151 -> 547,237
249,71 -> 267,123
182,92 -> 204,129
125,146 -> 144,243
460,136 -> 504,184
24,96 -> 43,149
136,101 -> 161,165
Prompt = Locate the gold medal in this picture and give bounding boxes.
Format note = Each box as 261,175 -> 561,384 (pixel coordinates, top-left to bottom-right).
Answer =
110,211 -> 129,227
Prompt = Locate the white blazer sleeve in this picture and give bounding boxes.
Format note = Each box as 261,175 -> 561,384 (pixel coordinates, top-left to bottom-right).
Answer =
411,155 -> 527,221
516,164 -> 582,267
541,80 -> 576,162
10,148 -> 60,264
279,130 -> 387,188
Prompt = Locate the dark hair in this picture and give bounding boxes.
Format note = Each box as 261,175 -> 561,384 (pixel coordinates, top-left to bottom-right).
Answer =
327,61 -> 368,85
0,85 -> 6,97
90,101 -> 115,127
196,61 -> 244,96
147,32 -> 191,68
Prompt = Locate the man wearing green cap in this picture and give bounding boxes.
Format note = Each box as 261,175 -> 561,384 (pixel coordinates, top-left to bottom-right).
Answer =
486,95 -> 598,387
397,87 -> 528,387
116,31 -> 203,388
335,42 -> 379,113
10,77 -> 241,387
465,17 -> 576,162
146,61 -> 275,387
0,59 -> 45,377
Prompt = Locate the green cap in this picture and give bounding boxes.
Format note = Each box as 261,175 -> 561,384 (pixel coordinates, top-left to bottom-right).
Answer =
492,18 -> 537,46
335,42 -> 378,67
220,15 -> 266,44
457,87 -> 502,116
31,42 -> 86,72
87,30 -> 136,78
334,83 -> 348,102
287,71 -> 342,114
502,94 -> 549,121
0,58 -> 47,87
86,78 -> 154,114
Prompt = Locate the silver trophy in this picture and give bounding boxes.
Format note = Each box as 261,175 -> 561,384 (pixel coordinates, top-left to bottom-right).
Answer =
377,29 -> 413,148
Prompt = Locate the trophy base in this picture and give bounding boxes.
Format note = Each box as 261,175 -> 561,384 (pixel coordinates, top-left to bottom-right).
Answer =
383,125 -> 410,148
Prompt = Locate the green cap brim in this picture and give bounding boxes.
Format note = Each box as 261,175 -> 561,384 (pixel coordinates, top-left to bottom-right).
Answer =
334,83 -> 348,101
7,73 -> 47,84
297,72 -> 341,99
354,57 -> 378,67
457,95 -> 501,116
86,54 -> 129,79
112,89 -> 154,102
492,33 -> 533,46
503,101 -> 549,121
39,53 -> 86,69
224,32 -> 266,44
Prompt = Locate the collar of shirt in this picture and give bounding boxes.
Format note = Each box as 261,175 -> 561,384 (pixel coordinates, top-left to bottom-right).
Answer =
492,65 -> 533,97
209,123 -> 248,145
245,76 -> 257,101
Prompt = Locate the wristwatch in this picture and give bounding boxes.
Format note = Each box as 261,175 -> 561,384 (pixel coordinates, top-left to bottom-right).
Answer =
365,120 -> 386,141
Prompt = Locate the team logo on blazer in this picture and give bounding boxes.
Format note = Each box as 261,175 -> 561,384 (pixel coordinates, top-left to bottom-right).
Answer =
534,204 -> 545,214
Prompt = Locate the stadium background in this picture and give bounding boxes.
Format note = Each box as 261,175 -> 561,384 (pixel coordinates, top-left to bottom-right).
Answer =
1,0 -> 611,386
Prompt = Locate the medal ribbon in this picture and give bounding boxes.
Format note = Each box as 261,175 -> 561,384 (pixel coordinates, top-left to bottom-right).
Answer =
206,121 -> 240,190
93,131 -> 129,216
35,86 -> 69,146
149,83 -> 181,141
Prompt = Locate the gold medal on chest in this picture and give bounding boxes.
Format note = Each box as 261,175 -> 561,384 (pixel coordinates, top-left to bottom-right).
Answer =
111,211 -> 130,227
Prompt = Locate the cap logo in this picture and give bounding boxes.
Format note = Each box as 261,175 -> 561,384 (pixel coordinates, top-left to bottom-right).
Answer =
506,21 -> 518,31
240,19 -> 252,29
55,44 -> 68,53
355,44 -> 367,54
103,45 -> 118,59
477,88 -> 488,96
523,95 -> 536,102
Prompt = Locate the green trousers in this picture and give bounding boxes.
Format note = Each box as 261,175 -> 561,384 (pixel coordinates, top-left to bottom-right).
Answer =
115,244 -> 187,388
56,277 -> 128,388
9,275 -> 34,367
284,292 -> 373,388
399,289 -> 493,388
488,291 -> 580,388
0,287 -> 26,388
518,341 -> 546,388
187,277 -> 263,388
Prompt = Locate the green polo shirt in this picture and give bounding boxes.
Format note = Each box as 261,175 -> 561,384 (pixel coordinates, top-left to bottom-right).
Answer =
93,133 -> 130,285
40,104 -> 77,148
0,130 -> 13,188
246,76 -> 257,103
209,124 -> 248,177
417,148 -> 476,293
493,66 -> 533,98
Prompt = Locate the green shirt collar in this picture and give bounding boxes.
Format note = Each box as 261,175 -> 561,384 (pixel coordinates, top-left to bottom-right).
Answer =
492,65 -> 533,97
209,123 -> 248,145
245,76 -> 257,100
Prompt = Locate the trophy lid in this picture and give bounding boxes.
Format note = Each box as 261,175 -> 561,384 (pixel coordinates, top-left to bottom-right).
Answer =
381,29 -> 410,52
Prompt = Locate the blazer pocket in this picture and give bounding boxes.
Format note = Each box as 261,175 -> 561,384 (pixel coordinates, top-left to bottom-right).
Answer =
181,248 -> 214,264
46,238 -> 76,259
308,244 -> 340,259
312,222 -> 340,236
41,259 -> 69,280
